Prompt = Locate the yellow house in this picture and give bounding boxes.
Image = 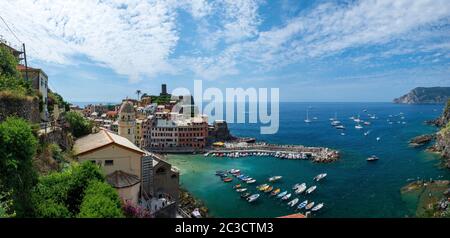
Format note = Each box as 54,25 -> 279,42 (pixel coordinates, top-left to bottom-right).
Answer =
73,129 -> 144,204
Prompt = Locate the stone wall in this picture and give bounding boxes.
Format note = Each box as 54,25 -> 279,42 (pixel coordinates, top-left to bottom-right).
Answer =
0,93 -> 40,123
39,127 -> 74,151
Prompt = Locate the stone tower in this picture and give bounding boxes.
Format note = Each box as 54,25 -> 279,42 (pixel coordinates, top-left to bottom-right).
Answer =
118,100 -> 136,143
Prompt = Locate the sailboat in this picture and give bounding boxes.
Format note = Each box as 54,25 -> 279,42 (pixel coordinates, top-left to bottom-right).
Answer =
304,108 -> 312,123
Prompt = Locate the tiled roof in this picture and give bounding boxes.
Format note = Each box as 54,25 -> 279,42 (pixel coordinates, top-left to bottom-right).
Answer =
73,129 -> 144,156
106,170 -> 140,188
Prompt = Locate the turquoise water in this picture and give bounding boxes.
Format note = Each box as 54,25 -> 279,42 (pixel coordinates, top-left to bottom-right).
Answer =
169,102 -> 450,218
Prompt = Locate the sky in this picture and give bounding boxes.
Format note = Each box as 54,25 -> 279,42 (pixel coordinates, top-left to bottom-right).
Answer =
1,0 -> 450,102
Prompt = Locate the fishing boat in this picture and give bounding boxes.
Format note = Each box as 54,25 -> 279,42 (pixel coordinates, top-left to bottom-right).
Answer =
292,183 -> 301,190
258,185 -> 270,191
256,184 -> 269,190
247,194 -> 260,203
233,184 -> 242,189
241,192 -> 250,198
277,191 -> 288,198
223,177 -> 233,182
271,188 -> 281,196
236,188 -> 247,193
295,183 -> 307,194
297,200 -> 308,210
367,155 -> 379,162
215,170 -> 226,176
287,198 -> 299,207
313,173 -> 327,182
246,179 -> 256,184
264,186 -> 274,193
281,193 -> 292,201
268,176 -> 282,182
305,202 -> 315,210
311,203 -> 324,212
306,186 -> 317,194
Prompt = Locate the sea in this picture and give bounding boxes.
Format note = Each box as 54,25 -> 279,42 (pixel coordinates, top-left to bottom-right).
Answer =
165,102 -> 450,218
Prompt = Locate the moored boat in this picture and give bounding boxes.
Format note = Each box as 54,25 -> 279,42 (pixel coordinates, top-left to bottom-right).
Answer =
264,186 -> 274,193
367,155 -> 379,162
313,173 -> 327,182
223,177 -> 233,182
306,185 -> 317,194
241,192 -> 250,198
277,191 -> 288,198
271,188 -> 281,196
236,188 -> 247,193
247,194 -> 260,203
268,176 -> 282,182
281,193 -> 292,201
311,203 -> 324,212
305,201 -> 315,210
287,198 -> 299,207
297,200 -> 308,210
246,179 -> 256,184
295,183 -> 307,194
233,184 -> 242,189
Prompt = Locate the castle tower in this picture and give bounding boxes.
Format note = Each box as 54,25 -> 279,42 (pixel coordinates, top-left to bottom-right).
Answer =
118,100 -> 136,143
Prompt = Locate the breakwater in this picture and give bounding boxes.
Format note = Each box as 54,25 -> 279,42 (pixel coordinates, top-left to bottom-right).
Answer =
205,142 -> 340,163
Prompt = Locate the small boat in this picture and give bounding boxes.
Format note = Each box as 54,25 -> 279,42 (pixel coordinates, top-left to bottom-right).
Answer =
215,170 -> 226,176
281,193 -> 292,201
364,131 -> 371,136
335,125 -> 345,130
287,198 -> 299,207
367,155 -> 379,162
355,124 -> 363,129
258,185 -> 270,191
233,184 -> 242,189
306,186 -> 317,194
241,192 -> 251,198
268,176 -> 282,182
340,132 -> 346,136
313,173 -> 327,182
246,179 -> 256,184
295,183 -> 307,194
236,188 -> 247,193
247,194 -> 260,203
364,121 -> 371,126
191,208 -> 202,218
277,191 -> 288,198
256,184 -> 268,190
264,186 -> 274,193
305,202 -> 315,210
292,183 -> 301,190
297,200 -> 308,210
223,177 -> 233,182
311,203 -> 324,212
229,169 -> 240,174
271,188 -> 281,196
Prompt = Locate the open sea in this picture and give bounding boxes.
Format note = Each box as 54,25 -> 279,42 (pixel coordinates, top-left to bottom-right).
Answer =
166,102 -> 450,218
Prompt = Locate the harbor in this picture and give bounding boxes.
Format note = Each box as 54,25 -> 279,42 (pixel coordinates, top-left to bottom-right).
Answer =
205,142 -> 340,163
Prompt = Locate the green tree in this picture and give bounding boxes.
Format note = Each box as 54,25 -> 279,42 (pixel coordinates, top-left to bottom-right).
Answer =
78,181 -> 124,218
0,46 -> 19,77
0,117 -> 38,217
64,111 -> 92,138
0,46 -> 32,96
32,161 -> 114,218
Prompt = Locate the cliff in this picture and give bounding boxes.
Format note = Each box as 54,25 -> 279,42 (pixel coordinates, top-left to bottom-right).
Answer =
393,87 -> 450,104
432,99 -> 450,168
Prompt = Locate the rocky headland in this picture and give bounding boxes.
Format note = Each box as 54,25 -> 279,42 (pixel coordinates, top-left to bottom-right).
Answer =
393,87 -> 450,104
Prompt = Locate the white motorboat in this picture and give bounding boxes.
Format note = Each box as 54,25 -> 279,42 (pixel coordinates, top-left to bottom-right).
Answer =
277,191 -> 288,198
287,198 -> 299,207
292,183 -> 301,190
313,173 -> 327,182
305,202 -> 315,210
311,203 -> 324,212
229,169 -> 240,174
355,124 -> 363,129
268,176 -> 282,182
246,179 -> 256,184
297,200 -> 308,210
281,193 -> 292,201
335,125 -> 345,130
295,183 -> 307,194
247,194 -> 260,203
367,155 -> 379,162
306,186 -> 317,194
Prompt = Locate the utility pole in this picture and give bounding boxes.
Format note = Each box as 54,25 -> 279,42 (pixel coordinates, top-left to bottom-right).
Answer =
22,43 -> 29,81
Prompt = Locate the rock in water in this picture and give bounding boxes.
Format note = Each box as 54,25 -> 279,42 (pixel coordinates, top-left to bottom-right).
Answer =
393,87 -> 450,104
409,134 -> 435,147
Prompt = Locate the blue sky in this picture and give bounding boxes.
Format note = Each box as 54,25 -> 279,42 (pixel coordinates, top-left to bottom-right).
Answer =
1,0 -> 450,102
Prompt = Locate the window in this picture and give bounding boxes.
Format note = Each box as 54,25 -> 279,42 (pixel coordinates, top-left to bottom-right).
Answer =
105,160 -> 114,166
128,128 -> 131,134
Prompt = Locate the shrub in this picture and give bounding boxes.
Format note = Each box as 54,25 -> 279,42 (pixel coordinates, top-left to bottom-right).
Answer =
64,111 -> 92,138
122,200 -> 152,218
78,181 -> 124,218
0,117 -> 38,217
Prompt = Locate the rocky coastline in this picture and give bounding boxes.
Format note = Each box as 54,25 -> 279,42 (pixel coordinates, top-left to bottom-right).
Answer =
393,87 -> 450,104
179,188 -> 210,218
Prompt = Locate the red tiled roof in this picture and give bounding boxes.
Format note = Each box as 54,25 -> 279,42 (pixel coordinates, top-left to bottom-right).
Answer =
16,64 -> 39,71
